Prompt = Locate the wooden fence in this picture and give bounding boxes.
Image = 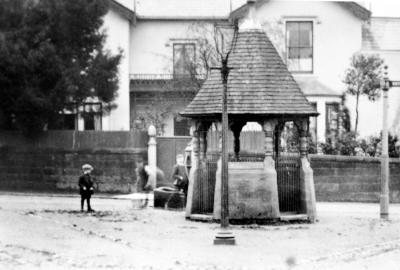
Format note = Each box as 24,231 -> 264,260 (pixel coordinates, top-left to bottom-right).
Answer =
207,131 -> 264,153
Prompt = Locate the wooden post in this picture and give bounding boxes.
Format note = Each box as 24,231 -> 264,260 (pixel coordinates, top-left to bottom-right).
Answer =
299,121 -> 309,158
231,122 -> 245,161
199,130 -> 206,161
263,120 -> 277,159
199,122 -> 210,162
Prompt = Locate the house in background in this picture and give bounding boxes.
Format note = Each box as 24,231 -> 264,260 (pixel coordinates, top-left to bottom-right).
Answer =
128,0 -> 233,136
230,1 -> 372,142
68,0 -> 399,143
358,17 -> 400,137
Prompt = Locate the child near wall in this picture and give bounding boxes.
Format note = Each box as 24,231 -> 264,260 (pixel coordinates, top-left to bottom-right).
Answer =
171,154 -> 189,204
78,164 -> 95,212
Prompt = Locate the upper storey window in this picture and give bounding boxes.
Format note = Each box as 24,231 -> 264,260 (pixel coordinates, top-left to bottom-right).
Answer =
286,21 -> 313,73
173,43 -> 195,78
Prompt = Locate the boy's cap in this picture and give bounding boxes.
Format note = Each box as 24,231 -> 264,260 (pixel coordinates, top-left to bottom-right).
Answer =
82,164 -> 93,171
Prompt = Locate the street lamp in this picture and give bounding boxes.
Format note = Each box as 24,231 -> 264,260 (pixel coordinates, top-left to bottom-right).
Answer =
211,24 -> 238,246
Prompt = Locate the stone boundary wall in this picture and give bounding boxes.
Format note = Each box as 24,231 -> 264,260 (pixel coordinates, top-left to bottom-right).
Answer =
0,131 -> 148,193
310,155 -> 400,203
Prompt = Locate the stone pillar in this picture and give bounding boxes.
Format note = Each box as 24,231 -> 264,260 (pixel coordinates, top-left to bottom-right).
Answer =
213,121 -> 223,220
262,120 -> 280,218
185,120 -> 200,218
147,125 -> 157,178
296,119 -> 317,222
146,125 -> 157,207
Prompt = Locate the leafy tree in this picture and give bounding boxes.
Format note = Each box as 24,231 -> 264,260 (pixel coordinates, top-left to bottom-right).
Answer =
343,53 -> 384,134
0,0 -> 121,134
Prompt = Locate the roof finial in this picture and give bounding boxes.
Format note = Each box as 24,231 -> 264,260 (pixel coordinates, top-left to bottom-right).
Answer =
240,0 -> 261,31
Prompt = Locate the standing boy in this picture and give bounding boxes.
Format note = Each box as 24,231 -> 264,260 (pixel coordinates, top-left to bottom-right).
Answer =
79,164 -> 95,212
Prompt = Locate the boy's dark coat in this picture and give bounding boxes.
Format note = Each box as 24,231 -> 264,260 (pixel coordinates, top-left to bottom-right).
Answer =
79,174 -> 94,198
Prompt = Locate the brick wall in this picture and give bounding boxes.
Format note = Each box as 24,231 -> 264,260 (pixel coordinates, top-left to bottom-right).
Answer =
0,131 -> 148,193
310,155 -> 400,203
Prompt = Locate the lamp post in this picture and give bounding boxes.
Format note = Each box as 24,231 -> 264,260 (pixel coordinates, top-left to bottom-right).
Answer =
212,58 -> 236,245
220,58 -> 230,229
208,19 -> 238,245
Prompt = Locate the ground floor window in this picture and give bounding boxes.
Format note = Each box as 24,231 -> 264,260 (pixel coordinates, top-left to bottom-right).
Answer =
174,116 -> 190,136
49,102 -> 102,131
326,102 -> 339,142
309,102 -> 317,143
82,103 -> 102,131
62,113 -> 77,130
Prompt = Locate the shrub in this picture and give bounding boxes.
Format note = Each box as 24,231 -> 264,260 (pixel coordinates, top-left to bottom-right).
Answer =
319,132 -> 400,157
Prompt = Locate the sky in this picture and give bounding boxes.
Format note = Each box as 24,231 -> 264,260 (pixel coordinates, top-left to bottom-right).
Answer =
366,0 -> 400,17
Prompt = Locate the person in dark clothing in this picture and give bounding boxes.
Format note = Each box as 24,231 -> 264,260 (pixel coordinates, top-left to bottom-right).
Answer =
172,154 -> 189,203
79,164 -> 95,212
135,159 -> 149,193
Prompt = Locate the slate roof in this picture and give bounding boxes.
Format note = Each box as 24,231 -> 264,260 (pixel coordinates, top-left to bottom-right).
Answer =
109,0 -> 135,22
230,1 -> 371,21
294,77 -> 341,97
363,17 -> 400,51
180,29 -> 318,118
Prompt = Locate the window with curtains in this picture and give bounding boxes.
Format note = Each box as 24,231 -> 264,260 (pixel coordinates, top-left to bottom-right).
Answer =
173,43 -> 196,78
326,102 -> 339,141
286,21 -> 313,73
309,102 -> 318,143
82,102 -> 102,131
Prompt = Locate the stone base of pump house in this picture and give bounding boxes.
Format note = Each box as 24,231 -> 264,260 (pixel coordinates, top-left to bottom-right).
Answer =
186,157 -> 317,224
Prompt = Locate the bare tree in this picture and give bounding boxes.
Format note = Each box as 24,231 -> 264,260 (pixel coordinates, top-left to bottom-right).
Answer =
132,22 -> 237,135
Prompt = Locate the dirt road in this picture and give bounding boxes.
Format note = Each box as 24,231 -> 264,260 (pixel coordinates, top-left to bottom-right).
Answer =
1,193 -> 399,269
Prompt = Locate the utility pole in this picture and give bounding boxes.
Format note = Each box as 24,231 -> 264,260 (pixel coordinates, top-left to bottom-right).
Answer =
380,66 -> 389,219
379,66 -> 400,219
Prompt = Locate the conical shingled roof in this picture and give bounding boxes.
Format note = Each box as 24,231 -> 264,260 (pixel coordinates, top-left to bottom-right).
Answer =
180,29 -> 318,118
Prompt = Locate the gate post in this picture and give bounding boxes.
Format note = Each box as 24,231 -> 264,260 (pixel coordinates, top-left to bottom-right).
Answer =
148,125 -> 157,179
296,119 -> 317,222
185,120 -> 200,218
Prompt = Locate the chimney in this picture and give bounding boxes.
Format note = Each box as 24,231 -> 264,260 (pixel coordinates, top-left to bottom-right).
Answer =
240,0 -> 261,31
